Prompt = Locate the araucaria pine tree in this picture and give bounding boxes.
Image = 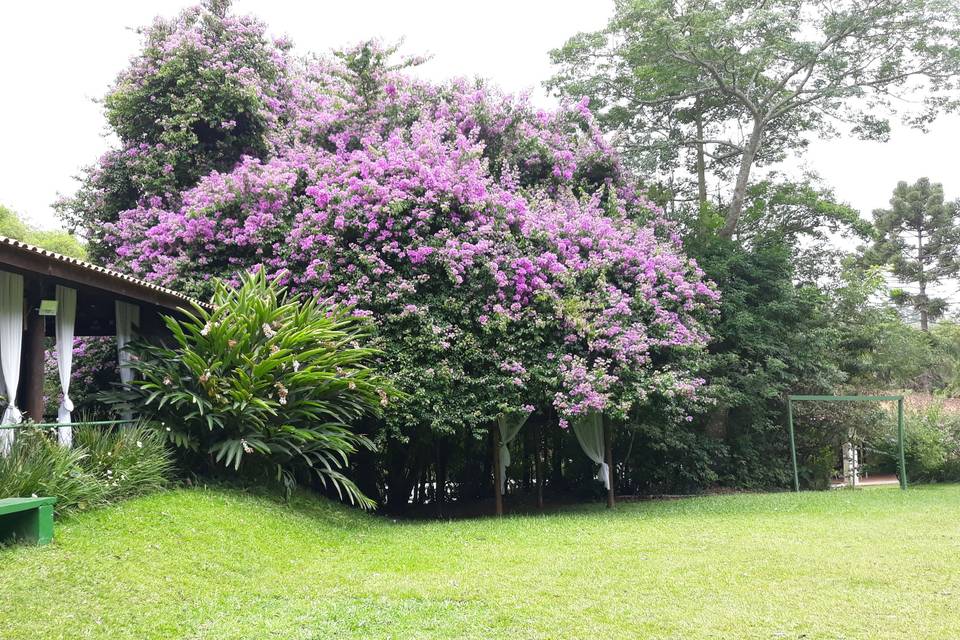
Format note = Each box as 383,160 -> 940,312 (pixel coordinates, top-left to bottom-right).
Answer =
870,178 -> 960,330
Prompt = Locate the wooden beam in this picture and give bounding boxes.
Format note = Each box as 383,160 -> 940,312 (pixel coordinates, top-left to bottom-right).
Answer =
0,240 -> 198,312
21,290 -> 46,423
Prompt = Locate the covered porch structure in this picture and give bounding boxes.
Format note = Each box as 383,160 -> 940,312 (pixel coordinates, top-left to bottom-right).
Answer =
0,236 -> 202,451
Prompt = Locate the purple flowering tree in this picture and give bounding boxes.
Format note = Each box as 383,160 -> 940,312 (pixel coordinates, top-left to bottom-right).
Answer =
44,337 -> 119,417
55,2 -> 300,263
60,3 -> 718,509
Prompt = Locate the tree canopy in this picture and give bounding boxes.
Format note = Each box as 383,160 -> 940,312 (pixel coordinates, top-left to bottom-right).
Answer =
867,178 -> 960,330
549,0 -> 960,238
58,2 -> 719,509
0,203 -> 86,259
48,1 -> 960,505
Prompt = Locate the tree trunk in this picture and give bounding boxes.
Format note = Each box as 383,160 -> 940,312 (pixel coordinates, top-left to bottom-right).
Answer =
695,109 -> 708,210
492,423 -> 503,517
604,419 -> 615,509
919,286 -> 929,331
351,421 -> 383,507
551,427 -> 563,487
534,420 -> 544,510
435,439 -> 447,518
385,437 -> 416,515
918,227 -> 929,332
719,121 -> 763,240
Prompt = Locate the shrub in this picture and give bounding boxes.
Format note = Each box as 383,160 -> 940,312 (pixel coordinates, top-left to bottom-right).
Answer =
871,401 -> 960,482
44,337 -> 121,421
0,428 -> 106,513
74,423 -> 174,500
792,399 -> 890,488
0,423 -> 173,514
802,447 -> 837,491
70,337 -> 121,411
106,271 -> 394,508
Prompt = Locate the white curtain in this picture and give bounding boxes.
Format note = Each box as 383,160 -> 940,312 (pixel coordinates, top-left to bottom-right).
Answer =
56,286 -> 77,446
116,301 -> 140,421
497,412 -> 530,495
572,411 -> 610,489
115,301 -> 140,384
0,271 -> 24,455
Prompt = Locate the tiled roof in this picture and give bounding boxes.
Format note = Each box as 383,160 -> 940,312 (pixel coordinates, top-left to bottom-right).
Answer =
0,235 -> 206,309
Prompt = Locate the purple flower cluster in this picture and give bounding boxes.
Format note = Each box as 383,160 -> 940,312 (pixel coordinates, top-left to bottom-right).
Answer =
84,13 -> 718,423
44,337 -> 119,412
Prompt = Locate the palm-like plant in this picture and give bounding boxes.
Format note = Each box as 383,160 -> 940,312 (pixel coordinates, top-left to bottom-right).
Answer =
106,271 -> 393,508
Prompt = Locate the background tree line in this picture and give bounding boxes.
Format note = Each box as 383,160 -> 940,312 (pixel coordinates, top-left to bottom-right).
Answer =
11,0 -> 960,508
548,0 -> 960,492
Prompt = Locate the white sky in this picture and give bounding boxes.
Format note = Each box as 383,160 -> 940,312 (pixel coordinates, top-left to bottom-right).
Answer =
2,0 -> 959,236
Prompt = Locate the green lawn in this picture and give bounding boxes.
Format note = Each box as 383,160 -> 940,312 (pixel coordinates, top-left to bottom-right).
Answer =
2,486 -> 960,639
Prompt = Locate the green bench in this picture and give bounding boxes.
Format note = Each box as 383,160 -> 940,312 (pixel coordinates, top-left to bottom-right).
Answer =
0,497 -> 56,546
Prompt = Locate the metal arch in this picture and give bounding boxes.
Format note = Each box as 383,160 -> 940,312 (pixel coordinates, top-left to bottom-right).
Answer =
786,394 -> 907,492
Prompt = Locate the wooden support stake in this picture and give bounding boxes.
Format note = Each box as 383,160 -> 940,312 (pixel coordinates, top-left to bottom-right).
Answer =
492,423 -> 503,517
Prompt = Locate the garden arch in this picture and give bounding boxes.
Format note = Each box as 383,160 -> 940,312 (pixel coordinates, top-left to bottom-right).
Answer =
786,395 -> 907,492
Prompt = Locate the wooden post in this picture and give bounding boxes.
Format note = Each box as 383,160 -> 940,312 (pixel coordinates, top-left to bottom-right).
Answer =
897,397 -> 908,490
492,423 -> 503,517
22,290 -> 46,423
604,419 -> 615,509
534,420 -> 544,510
787,397 -> 800,492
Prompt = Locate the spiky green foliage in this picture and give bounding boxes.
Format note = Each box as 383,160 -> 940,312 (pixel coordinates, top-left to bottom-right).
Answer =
106,271 -> 394,508
0,428 -> 106,513
74,423 -> 174,500
0,424 -> 172,514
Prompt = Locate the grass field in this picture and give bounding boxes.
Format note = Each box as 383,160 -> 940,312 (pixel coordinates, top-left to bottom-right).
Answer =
2,485 -> 959,639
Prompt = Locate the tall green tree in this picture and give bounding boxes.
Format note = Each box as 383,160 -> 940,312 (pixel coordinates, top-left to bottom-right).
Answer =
868,178 -> 960,331
0,203 -> 86,259
549,0 -> 960,239
55,0 -> 293,261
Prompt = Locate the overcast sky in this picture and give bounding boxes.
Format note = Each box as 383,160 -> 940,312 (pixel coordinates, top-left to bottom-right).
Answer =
2,0 -> 959,233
